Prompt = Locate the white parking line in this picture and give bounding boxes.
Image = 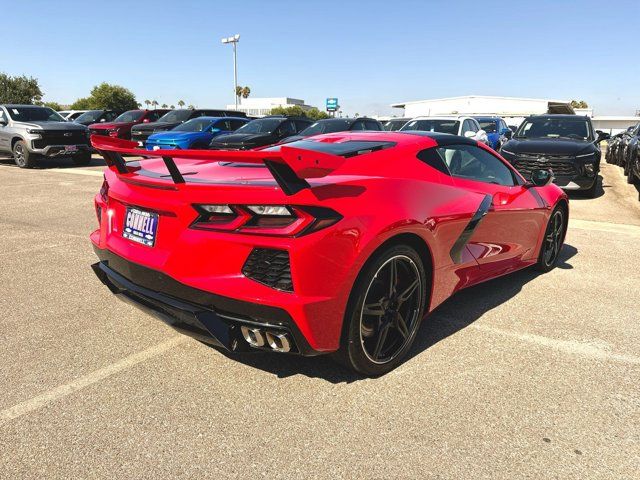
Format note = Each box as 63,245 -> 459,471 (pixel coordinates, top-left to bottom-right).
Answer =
0,336 -> 187,425
472,324 -> 640,365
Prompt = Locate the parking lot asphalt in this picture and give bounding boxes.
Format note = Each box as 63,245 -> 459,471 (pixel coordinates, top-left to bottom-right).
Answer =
0,156 -> 639,479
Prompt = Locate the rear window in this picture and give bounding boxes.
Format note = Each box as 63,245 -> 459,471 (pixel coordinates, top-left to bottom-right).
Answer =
264,139 -> 396,158
401,119 -> 459,135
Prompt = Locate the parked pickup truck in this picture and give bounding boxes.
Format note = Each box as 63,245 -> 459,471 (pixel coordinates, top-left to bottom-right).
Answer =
0,104 -> 91,168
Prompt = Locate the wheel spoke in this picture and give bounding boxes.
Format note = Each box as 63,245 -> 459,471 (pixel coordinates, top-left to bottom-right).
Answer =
395,312 -> 410,338
363,301 -> 385,316
372,323 -> 391,360
397,278 -> 419,306
388,259 -> 398,297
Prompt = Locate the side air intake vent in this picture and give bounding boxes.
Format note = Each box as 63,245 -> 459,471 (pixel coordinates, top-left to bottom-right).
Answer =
242,248 -> 293,292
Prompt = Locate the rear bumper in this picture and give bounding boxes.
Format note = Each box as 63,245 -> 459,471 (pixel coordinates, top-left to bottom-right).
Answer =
92,246 -> 320,356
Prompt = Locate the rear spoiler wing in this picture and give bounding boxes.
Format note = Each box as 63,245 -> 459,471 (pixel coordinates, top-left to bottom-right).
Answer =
91,135 -> 346,195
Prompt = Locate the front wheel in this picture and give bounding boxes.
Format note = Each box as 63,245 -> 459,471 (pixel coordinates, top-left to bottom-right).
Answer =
336,244 -> 427,376
535,206 -> 566,272
13,140 -> 37,168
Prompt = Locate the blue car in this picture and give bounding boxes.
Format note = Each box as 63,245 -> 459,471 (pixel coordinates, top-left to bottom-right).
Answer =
472,116 -> 512,151
145,116 -> 249,150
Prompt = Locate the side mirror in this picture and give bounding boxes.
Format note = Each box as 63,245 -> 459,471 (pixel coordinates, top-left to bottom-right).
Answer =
0,119 -> 7,127
508,125 -> 518,133
463,131 -> 476,138
528,169 -> 554,187
596,131 -> 610,143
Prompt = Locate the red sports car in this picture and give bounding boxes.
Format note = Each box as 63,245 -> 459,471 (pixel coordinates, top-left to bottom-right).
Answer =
90,131 -> 568,376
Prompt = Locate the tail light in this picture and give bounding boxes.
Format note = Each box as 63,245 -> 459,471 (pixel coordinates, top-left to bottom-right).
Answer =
191,204 -> 341,236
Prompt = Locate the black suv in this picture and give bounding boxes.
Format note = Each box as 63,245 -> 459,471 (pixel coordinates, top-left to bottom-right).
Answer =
278,117 -> 383,144
208,116 -> 313,150
500,115 -> 609,197
72,109 -> 122,126
0,104 -> 91,168
131,109 -> 247,147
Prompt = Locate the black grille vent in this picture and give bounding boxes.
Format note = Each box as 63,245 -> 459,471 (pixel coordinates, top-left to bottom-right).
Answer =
512,154 -> 577,177
242,248 -> 293,292
32,131 -> 89,149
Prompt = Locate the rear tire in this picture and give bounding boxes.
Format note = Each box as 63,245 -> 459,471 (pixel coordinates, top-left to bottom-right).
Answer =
72,152 -> 91,166
335,244 -> 427,376
535,206 -> 566,272
13,140 -> 36,168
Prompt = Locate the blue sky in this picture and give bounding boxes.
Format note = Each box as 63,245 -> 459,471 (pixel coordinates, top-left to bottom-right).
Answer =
2,0 -> 639,116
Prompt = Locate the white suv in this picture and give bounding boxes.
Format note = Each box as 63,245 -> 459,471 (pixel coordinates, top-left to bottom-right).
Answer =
400,116 -> 489,144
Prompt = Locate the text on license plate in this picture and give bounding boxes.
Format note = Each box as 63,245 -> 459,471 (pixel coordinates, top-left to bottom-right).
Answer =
123,208 -> 158,247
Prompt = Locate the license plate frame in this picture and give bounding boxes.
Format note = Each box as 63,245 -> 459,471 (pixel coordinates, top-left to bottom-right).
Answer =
123,207 -> 159,247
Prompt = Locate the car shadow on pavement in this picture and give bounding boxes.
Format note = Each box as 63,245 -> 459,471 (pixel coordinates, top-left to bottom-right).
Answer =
220,244 -> 578,383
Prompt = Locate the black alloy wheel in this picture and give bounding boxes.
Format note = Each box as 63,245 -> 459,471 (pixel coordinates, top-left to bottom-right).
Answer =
360,255 -> 422,364
536,207 -> 565,272
337,244 -> 427,376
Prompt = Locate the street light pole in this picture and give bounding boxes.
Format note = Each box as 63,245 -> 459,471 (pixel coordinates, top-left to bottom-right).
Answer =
221,34 -> 240,110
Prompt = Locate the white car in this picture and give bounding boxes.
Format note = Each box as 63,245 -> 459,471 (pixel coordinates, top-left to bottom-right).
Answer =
400,116 -> 489,144
57,110 -> 89,121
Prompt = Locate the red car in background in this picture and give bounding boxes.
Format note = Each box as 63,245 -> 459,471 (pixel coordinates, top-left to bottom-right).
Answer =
89,109 -> 169,140
90,131 -> 568,376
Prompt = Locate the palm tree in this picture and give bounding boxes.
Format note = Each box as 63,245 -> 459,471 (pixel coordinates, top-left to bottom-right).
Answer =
144,99 -> 151,109
235,86 -> 251,105
178,100 -> 185,109
136,103 -> 142,108
187,104 -> 195,110
161,103 -> 168,108
151,100 -> 158,109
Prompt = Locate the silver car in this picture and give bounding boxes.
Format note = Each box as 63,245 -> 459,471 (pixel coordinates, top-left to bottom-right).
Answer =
0,105 -> 91,168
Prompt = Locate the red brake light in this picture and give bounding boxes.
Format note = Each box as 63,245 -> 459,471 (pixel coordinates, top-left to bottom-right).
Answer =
191,205 -> 341,236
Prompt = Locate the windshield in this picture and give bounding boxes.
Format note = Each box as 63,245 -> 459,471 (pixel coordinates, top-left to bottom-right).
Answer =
158,110 -> 192,123
478,120 -> 497,133
172,118 -> 214,132
6,106 -> 65,122
517,117 -> 591,140
299,119 -> 351,136
114,110 -> 145,123
235,118 -> 281,134
384,119 -> 408,131
400,119 -> 459,135
74,110 -> 104,123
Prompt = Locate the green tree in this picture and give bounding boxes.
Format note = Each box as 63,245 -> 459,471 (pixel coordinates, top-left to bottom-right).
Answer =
187,104 -> 195,109
270,106 -> 330,120
71,83 -> 138,111
70,97 -> 93,109
178,99 -> 185,108
0,72 -> 43,104
161,103 -> 168,108
151,99 -> 158,109
42,101 -> 62,111
144,99 -> 151,109
170,104 -> 175,109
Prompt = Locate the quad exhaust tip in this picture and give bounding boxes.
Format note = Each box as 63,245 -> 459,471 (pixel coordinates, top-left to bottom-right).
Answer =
240,326 -> 291,353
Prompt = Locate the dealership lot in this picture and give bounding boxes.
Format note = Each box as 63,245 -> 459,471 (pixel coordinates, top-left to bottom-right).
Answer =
0,157 -> 639,478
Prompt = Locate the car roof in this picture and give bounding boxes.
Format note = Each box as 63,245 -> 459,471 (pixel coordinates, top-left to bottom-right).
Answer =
296,130 -> 477,148
2,104 -> 50,108
189,116 -> 248,122
526,114 -> 589,119
410,116 -> 470,120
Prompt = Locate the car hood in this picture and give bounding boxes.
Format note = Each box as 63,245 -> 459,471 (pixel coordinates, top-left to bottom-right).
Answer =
209,132 -> 274,148
18,121 -> 87,131
132,121 -> 180,132
89,121 -> 135,130
504,138 -> 596,155
277,134 -> 305,145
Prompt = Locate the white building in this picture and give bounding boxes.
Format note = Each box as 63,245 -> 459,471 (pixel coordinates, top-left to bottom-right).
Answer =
390,95 -> 575,127
226,97 -> 313,117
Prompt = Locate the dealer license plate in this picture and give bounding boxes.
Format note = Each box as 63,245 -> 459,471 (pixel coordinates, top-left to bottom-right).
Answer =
123,207 -> 158,247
